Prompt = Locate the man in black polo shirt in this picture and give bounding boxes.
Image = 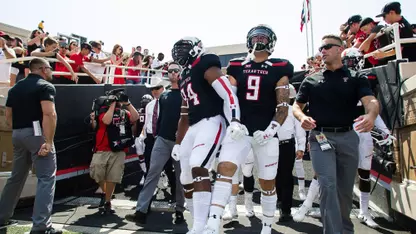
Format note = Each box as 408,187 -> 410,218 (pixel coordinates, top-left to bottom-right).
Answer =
126,62 -> 185,225
293,35 -> 379,234
0,58 -> 61,234
373,2 -> 416,62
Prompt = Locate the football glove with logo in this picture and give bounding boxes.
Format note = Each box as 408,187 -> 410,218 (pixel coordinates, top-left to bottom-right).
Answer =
227,121 -> 249,141
253,121 -> 280,145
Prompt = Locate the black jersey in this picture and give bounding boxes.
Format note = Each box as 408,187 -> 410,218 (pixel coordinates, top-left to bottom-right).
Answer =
227,57 -> 294,135
179,54 -> 224,126
136,107 -> 146,136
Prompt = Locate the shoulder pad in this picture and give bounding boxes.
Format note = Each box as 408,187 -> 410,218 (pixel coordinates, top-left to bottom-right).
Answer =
266,58 -> 290,67
196,53 -> 222,70
228,57 -> 246,66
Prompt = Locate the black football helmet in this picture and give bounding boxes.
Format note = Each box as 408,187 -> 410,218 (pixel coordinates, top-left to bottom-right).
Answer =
246,24 -> 277,54
140,94 -> 153,108
341,48 -> 364,71
171,37 -> 204,67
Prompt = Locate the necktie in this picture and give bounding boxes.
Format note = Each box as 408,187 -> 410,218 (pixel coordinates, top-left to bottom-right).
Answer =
152,100 -> 158,137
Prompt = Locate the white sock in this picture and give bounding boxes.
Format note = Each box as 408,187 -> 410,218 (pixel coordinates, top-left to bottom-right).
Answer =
261,194 -> 277,227
193,192 -> 211,231
295,159 -> 305,190
209,181 -> 232,218
185,198 -> 194,216
304,178 -> 320,208
360,192 -> 370,215
229,195 -> 237,213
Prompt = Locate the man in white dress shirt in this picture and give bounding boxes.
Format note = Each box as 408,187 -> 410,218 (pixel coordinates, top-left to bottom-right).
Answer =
275,84 -> 306,222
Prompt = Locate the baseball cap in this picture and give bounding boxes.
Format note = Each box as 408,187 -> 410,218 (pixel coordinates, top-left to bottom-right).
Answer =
0,31 -> 12,40
80,42 -> 92,51
346,15 -> 362,26
376,2 -> 401,18
360,17 -> 378,28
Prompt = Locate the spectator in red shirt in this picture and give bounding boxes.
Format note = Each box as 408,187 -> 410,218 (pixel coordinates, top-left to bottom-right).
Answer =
70,43 -> 100,84
111,44 -> 125,84
345,15 -> 365,48
54,42 -> 78,84
358,18 -> 387,68
126,51 -> 143,84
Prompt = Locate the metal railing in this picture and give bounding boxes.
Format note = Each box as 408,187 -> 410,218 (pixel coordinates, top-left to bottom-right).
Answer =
363,23 -> 416,60
0,56 -> 169,85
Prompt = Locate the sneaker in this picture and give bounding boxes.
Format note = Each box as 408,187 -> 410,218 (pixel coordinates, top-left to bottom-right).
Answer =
174,211 -> 185,224
103,202 -> 115,215
125,211 -> 147,224
293,204 -> 311,222
298,189 -> 306,201
358,213 -> 379,229
202,215 -> 221,234
30,227 -> 63,234
222,205 -> 238,221
260,223 -> 272,234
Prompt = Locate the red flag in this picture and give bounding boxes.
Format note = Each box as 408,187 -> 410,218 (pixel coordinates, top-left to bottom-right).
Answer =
300,1 -> 306,32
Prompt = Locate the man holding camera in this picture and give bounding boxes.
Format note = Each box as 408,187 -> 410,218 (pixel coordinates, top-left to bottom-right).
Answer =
90,90 -> 139,214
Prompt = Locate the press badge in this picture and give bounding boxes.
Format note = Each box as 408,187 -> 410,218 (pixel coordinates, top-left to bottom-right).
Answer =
119,124 -> 126,135
315,132 -> 332,151
33,121 -> 42,136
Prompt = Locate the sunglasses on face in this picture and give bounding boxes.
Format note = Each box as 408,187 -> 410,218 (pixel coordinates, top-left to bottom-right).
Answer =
319,43 -> 341,52
168,68 -> 180,73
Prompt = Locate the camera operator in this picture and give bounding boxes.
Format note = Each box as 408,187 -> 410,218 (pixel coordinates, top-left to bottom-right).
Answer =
89,90 -> 139,214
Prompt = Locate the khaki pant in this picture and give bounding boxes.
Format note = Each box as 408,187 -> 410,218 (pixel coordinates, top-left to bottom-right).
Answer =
90,151 -> 125,183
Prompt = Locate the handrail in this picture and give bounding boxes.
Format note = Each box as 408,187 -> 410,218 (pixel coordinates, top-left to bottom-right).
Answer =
363,23 -> 416,59
0,56 -> 169,84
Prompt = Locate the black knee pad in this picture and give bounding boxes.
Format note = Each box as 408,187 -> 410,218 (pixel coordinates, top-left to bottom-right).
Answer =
244,176 -> 255,193
358,168 -> 371,193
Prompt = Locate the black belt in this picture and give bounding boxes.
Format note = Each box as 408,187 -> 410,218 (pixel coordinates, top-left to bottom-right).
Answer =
279,138 -> 294,145
315,126 -> 352,133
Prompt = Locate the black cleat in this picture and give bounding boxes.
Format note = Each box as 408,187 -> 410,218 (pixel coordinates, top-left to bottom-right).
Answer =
125,211 -> 147,224
174,211 -> 185,224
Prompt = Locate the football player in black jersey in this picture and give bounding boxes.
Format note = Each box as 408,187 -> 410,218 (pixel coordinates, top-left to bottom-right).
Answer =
204,25 -> 294,234
293,48 -> 395,227
170,37 -> 248,234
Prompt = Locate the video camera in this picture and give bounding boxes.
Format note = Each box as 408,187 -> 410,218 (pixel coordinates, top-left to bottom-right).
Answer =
92,88 -> 129,115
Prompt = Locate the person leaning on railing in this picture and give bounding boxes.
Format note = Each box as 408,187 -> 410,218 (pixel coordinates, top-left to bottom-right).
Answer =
125,51 -> 143,84
87,41 -> 111,84
69,43 -> 101,84
372,2 -> 416,62
0,32 -> 16,87
31,37 -> 78,84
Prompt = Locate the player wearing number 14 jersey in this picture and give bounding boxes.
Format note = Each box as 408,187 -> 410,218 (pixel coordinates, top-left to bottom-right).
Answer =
170,37 -> 248,234
204,24 -> 294,234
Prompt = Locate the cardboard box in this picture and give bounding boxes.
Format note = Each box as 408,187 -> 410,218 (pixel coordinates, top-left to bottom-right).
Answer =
0,131 -> 13,172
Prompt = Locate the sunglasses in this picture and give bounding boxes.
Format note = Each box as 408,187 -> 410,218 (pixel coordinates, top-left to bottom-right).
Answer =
168,68 -> 180,73
318,43 -> 341,52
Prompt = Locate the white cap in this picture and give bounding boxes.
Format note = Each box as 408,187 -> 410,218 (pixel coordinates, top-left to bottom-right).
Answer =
145,77 -> 170,89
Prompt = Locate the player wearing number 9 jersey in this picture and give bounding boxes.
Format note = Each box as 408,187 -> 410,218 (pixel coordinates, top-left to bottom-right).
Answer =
171,37 -> 248,234
205,24 -> 294,234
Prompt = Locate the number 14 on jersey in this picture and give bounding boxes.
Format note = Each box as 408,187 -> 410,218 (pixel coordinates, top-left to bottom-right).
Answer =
181,83 -> 200,106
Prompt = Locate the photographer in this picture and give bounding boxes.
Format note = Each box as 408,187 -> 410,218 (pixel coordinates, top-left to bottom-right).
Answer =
89,90 -> 139,214
31,37 -> 78,83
